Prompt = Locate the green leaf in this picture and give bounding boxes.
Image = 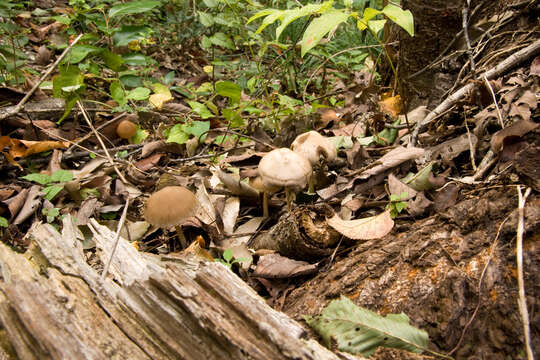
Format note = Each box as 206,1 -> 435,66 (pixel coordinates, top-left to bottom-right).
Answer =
275,3 -> 326,40
368,19 -> 386,34
278,94 -> 301,111
222,108 -> 244,128
202,0 -> 218,8
131,128 -> 148,144
198,11 -> 214,27
21,173 -> 52,185
122,53 -> 148,66
66,44 -> 101,64
305,296 -> 429,356
363,7 -> 380,21
183,120 -> 210,142
247,9 -> 280,25
382,4 -> 414,36
101,50 -> 124,72
110,81 -> 127,106
108,0 -> 161,18
223,248 -> 234,262
43,185 -> 64,201
50,170 -> 73,183
187,101 -> 213,119
126,87 -> 150,100
301,10 -> 350,57
113,25 -> 152,47
53,66 -> 85,98
253,10 -> 284,35
215,81 -> 241,104
404,162 -> 434,191
209,32 -> 235,50
0,216 -> 8,227
166,124 -> 189,144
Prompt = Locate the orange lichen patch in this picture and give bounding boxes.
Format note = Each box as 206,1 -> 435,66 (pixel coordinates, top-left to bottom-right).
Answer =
489,288 -> 498,302
348,289 -> 361,300
407,268 -> 419,281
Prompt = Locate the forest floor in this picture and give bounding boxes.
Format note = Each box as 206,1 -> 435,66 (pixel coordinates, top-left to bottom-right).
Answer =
0,0 -> 538,359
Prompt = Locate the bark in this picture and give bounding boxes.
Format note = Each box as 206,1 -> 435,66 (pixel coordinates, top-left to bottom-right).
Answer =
0,217 -> 338,360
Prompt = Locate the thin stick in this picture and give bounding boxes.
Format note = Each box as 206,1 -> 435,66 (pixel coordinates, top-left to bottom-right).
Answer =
0,34 -> 84,121
101,197 -> 130,281
516,185 -> 534,360
77,101 -> 128,184
462,0 -> 476,76
483,75 -> 504,128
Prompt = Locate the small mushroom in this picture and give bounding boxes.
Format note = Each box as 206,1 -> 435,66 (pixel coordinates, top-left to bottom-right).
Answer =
291,131 -> 337,165
291,131 -> 336,192
258,148 -> 312,216
144,186 -> 198,249
116,119 -> 138,139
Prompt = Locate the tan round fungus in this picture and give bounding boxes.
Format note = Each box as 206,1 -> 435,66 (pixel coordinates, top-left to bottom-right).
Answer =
116,119 -> 138,139
144,186 -> 198,249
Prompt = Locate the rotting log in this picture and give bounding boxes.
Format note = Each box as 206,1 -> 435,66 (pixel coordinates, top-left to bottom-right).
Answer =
0,216 -> 339,360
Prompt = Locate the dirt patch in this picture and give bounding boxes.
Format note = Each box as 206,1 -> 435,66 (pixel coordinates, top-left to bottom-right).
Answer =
282,188 -> 539,359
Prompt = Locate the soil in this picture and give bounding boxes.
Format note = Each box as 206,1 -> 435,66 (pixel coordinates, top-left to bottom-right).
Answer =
281,188 -> 539,359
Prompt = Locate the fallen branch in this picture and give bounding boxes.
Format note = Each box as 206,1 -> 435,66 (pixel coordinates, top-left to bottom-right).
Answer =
410,38 -> 540,146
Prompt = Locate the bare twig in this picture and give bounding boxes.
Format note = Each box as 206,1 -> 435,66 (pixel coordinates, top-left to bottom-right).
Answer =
0,34 -> 83,121
483,75 -> 504,128
462,0 -> 476,76
516,185 -> 534,360
410,39 -> 540,146
101,197 -> 130,281
77,101 -> 128,184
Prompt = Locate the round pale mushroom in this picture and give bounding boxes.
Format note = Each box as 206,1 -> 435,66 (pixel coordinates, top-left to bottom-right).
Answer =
144,186 -> 198,249
258,148 -> 312,215
291,131 -> 337,165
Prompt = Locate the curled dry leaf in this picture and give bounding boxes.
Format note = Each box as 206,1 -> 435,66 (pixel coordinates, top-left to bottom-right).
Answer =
327,210 -> 394,240
358,146 -> 424,179
388,173 -> 417,200
490,119 -> 538,152
253,253 -> 318,279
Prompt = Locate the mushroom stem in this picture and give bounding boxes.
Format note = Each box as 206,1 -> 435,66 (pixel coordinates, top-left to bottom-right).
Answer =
285,188 -> 296,211
175,225 -> 188,249
308,176 -> 315,194
262,191 -> 269,218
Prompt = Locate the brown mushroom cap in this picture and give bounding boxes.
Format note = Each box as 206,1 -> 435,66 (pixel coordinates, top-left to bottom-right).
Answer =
291,131 -> 337,165
258,148 -> 312,192
144,186 -> 198,228
116,119 -> 138,139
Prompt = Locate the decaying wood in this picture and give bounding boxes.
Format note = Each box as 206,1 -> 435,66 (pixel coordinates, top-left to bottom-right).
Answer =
0,216 -> 338,360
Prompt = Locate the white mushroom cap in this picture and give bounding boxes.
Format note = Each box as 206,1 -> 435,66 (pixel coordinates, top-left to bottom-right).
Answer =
258,148 -> 312,192
291,131 -> 337,165
144,186 -> 198,228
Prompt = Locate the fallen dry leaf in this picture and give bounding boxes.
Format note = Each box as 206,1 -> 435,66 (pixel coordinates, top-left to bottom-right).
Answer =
327,210 -> 394,240
490,119 -> 539,152
0,136 -> 69,158
358,146 -> 424,179
253,253 -> 318,278
379,94 -> 402,118
388,173 -> 417,200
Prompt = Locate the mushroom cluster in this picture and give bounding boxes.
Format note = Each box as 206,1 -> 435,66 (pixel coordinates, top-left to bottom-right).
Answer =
144,186 -> 198,249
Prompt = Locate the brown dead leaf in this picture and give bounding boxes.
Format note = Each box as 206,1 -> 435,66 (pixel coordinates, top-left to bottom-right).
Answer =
407,192 -> 432,217
358,146 -> 424,179
327,210 -> 394,240
185,236 -> 214,261
530,56 -> 540,76
490,119 -> 539,152
433,183 -> 459,212
253,253 -> 318,278
135,153 -> 164,171
388,173 -> 417,200
0,136 -> 69,158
